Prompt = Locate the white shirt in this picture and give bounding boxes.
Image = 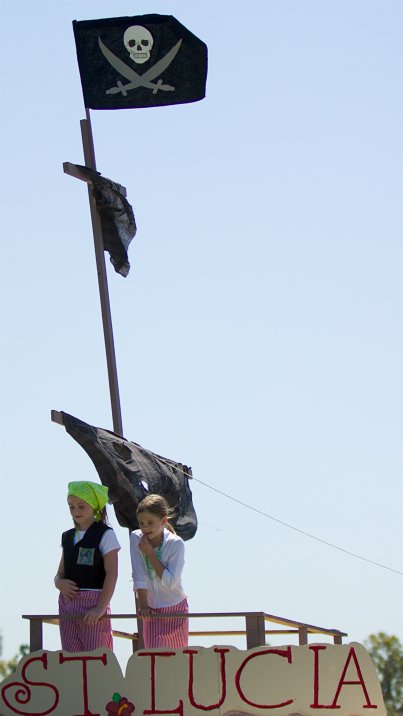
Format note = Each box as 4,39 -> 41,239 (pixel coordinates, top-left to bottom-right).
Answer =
73,527 -> 121,556
130,528 -> 187,608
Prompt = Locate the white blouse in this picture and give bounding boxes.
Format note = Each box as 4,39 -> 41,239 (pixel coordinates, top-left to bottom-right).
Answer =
73,527 -> 121,555
130,528 -> 187,608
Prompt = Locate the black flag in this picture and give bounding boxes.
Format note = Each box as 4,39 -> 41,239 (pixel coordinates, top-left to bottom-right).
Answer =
72,165 -> 136,277
60,412 -> 198,540
73,14 -> 208,110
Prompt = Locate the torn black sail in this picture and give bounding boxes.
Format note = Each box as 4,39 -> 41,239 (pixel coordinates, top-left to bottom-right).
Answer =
72,165 -> 136,277
60,412 -> 197,540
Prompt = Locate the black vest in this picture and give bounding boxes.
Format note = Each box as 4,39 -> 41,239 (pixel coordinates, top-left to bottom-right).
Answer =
62,522 -> 110,589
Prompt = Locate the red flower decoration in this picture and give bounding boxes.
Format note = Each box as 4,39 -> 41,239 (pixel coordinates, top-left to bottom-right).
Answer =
105,694 -> 135,715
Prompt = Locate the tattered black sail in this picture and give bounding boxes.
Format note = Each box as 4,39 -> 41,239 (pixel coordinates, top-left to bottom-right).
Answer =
60,412 -> 197,540
71,165 -> 136,277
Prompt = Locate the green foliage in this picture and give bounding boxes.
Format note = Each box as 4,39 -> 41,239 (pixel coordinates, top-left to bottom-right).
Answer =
365,632 -> 403,716
0,637 -> 29,681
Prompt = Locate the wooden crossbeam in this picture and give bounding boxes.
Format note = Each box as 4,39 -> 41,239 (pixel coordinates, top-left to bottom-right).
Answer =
63,161 -> 127,196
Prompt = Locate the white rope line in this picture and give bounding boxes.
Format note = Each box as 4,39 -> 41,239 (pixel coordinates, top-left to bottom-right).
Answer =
192,476 -> 403,576
137,446 -> 403,576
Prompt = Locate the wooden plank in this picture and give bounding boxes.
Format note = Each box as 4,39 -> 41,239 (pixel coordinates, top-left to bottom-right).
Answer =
262,612 -> 348,637
22,612 -> 347,653
51,410 -> 64,425
112,631 -> 139,641
63,161 -> 127,196
80,114 -> 124,437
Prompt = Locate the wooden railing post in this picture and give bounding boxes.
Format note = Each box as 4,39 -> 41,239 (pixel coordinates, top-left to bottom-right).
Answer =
132,614 -> 144,653
298,626 -> 308,645
30,619 -> 43,652
138,615 -> 144,650
245,613 -> 266,648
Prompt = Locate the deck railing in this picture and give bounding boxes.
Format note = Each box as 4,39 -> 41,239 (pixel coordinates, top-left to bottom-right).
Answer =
22,611 -> 347,652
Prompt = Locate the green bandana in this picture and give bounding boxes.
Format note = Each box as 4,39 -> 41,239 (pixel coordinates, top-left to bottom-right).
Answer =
67,481 -> 109,520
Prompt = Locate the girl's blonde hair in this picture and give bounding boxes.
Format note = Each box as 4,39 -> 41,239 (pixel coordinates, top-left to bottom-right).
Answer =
136,494 -> 176,533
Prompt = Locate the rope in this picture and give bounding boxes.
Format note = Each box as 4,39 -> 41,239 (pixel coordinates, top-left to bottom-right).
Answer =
135,445 -> 403,576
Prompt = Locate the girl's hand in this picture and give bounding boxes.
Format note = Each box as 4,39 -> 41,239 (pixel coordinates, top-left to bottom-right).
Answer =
82,606 -> 105,625
56,578 -> 79,599
138,606 -> 152,619
138,535 -> 154,557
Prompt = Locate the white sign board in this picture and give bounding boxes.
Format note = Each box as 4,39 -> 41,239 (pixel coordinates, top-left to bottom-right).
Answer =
0,643 -> 385,716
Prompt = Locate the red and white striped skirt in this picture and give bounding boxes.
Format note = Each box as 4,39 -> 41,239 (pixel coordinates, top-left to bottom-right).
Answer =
59,591 -> 113,653
142,599 -> 189,649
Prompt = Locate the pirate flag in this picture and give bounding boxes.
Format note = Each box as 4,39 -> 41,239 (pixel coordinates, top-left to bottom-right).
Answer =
72,164 -> 136,277
60,411 -> 198,540
73,14 -> 208,110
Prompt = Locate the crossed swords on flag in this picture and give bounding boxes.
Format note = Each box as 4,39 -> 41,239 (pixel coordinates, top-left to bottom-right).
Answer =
98,37 -> 183,96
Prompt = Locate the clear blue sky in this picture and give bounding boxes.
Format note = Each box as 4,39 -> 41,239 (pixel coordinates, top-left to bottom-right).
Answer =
1,0 -> 402,668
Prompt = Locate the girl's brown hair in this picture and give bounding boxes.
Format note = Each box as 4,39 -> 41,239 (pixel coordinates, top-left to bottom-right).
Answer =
136,494 -> 176,533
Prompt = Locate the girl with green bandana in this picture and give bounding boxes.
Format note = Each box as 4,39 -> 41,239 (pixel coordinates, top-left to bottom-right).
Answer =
54,481 -> 120,652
